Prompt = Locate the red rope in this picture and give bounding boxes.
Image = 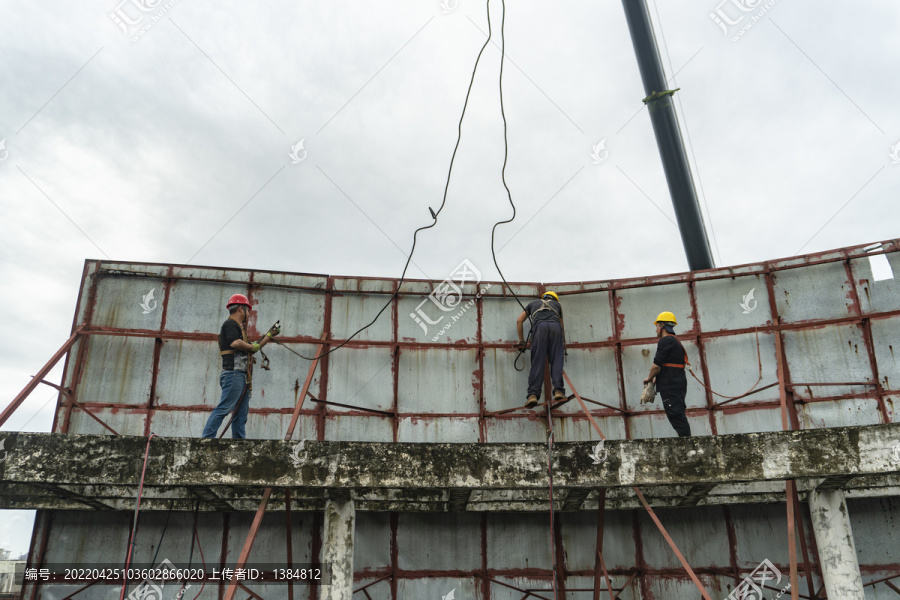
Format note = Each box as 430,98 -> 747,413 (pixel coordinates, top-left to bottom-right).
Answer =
119,433 -> 157,600
545,402 -> 559,600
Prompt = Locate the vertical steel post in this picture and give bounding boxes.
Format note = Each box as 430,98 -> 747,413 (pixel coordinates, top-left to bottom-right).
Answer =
620,0 -> 715,271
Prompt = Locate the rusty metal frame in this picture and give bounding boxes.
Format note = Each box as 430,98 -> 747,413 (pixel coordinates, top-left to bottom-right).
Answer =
11,239 -> 900,599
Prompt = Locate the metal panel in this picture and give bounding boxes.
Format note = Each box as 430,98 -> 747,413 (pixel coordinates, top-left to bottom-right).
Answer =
486,514 -> 555,569
325,347 -> 393,412
561,290 -> 614,343
396,417 -> 480,443
702,332 -> 780,405
616,282 -> 695,340
165,279 -> 245,334
324,414 -> 394,442
783,324 -> 874,398
353,512 -> 392,572
329,293 -> 393,342
799,398 -> 883,429
91,274 -> 165,331
773,261 -> 858,323
715,407 -> 784,435
397,513 -> 481,570
154,339 -> 220,408
560,510 -> 636,571
555,347 -> 620,415
694,274 -> 772,332
870,317 -> 900,392
483,348 -> 526,413
854,251 -> 900,314
639,506 -> 731,569
397,348 -> 479,415
76,335 -> 155,405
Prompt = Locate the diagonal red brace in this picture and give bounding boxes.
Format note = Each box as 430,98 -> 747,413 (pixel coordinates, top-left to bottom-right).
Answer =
223,333 -> 327,600
1,329 -> 82,427
563,371 -> 713,600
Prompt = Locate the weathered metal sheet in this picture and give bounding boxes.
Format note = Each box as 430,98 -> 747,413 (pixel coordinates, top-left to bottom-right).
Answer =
694,274 -> 772,332
616,282 -> 695,340
397,348 -> 479,415
398,513 -> 481,570
773,261 -> 858,323
75,335 -> 155,406
13,241 -> 900,599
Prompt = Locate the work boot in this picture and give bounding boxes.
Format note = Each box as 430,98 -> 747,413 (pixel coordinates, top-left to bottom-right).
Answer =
553,389 -> 566,401
525,395 -> 539,409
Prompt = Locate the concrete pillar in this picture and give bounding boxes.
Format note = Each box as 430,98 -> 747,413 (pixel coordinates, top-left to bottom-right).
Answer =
321,499 -> 356,600
808,489 -> 864,600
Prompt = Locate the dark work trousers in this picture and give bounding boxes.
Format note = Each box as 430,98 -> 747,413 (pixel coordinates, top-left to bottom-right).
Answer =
660,389 -> 691,437
527,321 -> 565,400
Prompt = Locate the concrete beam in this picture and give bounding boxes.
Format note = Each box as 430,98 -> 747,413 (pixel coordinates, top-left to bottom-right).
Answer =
321,499 -> 355,600
808,489 -> 865,600
0,424 -> 898,512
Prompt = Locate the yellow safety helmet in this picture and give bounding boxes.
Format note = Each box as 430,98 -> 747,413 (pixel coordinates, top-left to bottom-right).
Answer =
654,311 -> 677,325
542,291 -> 559,302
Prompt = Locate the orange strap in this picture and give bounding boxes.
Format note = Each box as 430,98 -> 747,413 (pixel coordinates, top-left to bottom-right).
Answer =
661,352 -> 689,369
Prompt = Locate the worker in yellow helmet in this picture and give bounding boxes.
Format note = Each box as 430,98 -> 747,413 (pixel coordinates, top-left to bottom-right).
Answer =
516,291 -> 566,409
643,311 -> 691,437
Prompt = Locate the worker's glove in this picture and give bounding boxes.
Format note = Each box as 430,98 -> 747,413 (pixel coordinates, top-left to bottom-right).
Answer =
640,381 -> 656,404
251,342 -> 261,353
515,340 -> 527,352
266,324 -> 281,338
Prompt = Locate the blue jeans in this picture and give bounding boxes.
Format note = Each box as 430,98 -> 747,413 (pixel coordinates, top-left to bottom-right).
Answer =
202,370 -> 251,439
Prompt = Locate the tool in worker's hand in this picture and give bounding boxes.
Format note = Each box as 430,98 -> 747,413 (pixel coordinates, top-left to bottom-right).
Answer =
267,320 -> 281,337
513,338 -> 530,371
640,380 -> 656,404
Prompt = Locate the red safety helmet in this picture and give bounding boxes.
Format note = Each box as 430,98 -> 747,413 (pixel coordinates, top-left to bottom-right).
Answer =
226,293 -> 251,309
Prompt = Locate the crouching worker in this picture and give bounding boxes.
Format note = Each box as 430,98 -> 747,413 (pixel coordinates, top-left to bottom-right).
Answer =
643,311 -> 691,437
516,291 -> 566,409
202,294 -> 279,439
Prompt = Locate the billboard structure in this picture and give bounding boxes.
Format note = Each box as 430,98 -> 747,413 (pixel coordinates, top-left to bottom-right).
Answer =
2,239 -> 900,599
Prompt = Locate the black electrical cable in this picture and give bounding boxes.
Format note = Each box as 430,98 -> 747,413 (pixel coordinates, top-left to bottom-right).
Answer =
491,0 -> 534,318
285,1 -> 497,361
148,500 -> 174,568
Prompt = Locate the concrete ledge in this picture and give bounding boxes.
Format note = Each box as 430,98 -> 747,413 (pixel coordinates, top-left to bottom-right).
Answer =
1,424 -> 898,511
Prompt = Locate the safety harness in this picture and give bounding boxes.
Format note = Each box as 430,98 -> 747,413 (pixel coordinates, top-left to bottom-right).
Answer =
532,298 -> 561,319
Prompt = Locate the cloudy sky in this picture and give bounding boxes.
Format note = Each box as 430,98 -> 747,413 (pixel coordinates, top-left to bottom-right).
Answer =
1,0 -> 898,556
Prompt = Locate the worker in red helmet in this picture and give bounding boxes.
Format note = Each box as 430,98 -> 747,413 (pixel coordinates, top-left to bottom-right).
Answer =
202,294 -> 279,438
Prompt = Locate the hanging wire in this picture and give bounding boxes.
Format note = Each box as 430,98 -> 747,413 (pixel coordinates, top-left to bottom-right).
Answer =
285,1 -> 499,361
